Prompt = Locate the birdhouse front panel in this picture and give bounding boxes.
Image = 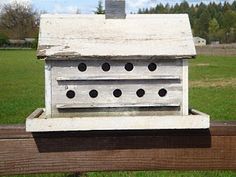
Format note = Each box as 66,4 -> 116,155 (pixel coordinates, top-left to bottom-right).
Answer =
37,14 -> 194,119
45,59 -> 188,118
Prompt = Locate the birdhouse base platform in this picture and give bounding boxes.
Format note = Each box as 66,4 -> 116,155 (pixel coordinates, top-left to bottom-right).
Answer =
26,108 -> 210,132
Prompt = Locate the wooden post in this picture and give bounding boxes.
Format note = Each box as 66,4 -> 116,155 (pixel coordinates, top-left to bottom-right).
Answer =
105,0 -> 126,19
0,121 -> 236,175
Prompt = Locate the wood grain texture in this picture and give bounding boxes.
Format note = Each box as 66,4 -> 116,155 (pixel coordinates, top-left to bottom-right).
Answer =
45,61 -> 52,118
182,59 -> 189,115
0,121 -> 236,175
48,60 -> 186,117
52,81 -> 182,107
56,75 -> 181,81
26,109 -> 210,132
37,14 -> 196,59
56,103 -> 181,109
50,59 -> 183,81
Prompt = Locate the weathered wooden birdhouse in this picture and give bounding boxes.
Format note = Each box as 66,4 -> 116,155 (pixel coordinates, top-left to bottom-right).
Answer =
26,0 -> 209,132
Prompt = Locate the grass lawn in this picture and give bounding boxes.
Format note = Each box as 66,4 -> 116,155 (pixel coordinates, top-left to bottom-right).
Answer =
0,50 -> 235,177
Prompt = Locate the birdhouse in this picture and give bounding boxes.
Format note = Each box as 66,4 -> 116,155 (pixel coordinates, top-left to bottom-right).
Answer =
26,0 -> 209,132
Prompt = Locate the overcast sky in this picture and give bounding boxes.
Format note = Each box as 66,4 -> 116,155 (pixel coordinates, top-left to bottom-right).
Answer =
0,0 -> 235,14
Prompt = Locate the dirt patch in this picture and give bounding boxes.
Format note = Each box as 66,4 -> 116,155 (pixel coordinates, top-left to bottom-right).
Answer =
195,63 -> 210,67
190,78 -> 236,88
196,44 -> 236,56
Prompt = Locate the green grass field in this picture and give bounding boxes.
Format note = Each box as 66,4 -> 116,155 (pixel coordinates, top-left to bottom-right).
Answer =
0,50 -> 235,177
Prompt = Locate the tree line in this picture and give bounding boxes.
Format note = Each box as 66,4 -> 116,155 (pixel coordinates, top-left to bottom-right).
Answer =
138,1 -> 236,44
1,1 -> 236,46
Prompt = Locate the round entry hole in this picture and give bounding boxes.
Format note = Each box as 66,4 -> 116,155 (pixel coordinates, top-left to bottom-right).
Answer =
148,63 -> 157,72
66,90 -> 75,99
158,89 -> 167,97
136,89 -> 145,97
102,63 -> 111,72
113,89 -> 122,98
89,90 -> 98,98
78,63 -> 87,72
125,63 -> 134,72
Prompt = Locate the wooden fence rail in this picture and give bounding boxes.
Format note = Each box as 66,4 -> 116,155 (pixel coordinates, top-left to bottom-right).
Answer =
0,122 -> 236,175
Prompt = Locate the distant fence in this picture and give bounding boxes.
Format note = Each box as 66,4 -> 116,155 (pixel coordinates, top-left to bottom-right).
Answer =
196,44 -> 236,56
0,38 -> 37,49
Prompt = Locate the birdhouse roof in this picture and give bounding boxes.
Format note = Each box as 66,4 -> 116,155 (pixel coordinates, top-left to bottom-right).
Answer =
37,14 -> 196,60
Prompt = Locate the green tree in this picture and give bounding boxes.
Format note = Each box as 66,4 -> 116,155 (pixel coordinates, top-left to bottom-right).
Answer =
179,1 -> 189,13
94,0 -> 105,14
155,4 -> 166,13
136,1 -> 236,43
222,10 -> 236,32
232,1 -> 236,11
209,18 -> 220,33
0,2 -> 38,39
209,18 -> 220,41
196,2 -> 207,18
207,2 -> 217,18
195,11 -> 211,41
0,33 -> 9,47
222,10 -> 236,43
189,4 -> 196,27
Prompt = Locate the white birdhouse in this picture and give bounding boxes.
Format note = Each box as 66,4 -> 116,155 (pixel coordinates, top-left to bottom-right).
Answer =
26,0 -> 210,132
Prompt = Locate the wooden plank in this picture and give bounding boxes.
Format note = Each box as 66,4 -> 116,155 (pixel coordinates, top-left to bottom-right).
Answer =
37,14 -> 196,59
56,75 -> 181,81
1,121 -> 236,138
56,103 -> 181,109
26,114 -> 209,132
51,80 -> 183,117
182,59 -> 189,115
50,60 -> 184,79
0,121 -> 236,175
50,108 -> 182,119
26,108 -> 209,132
45,61 -> 52,118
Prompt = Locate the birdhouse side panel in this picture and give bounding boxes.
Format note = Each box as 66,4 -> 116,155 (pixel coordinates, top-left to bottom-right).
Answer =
45,61 -> 52,118
182,59 -> 189,116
